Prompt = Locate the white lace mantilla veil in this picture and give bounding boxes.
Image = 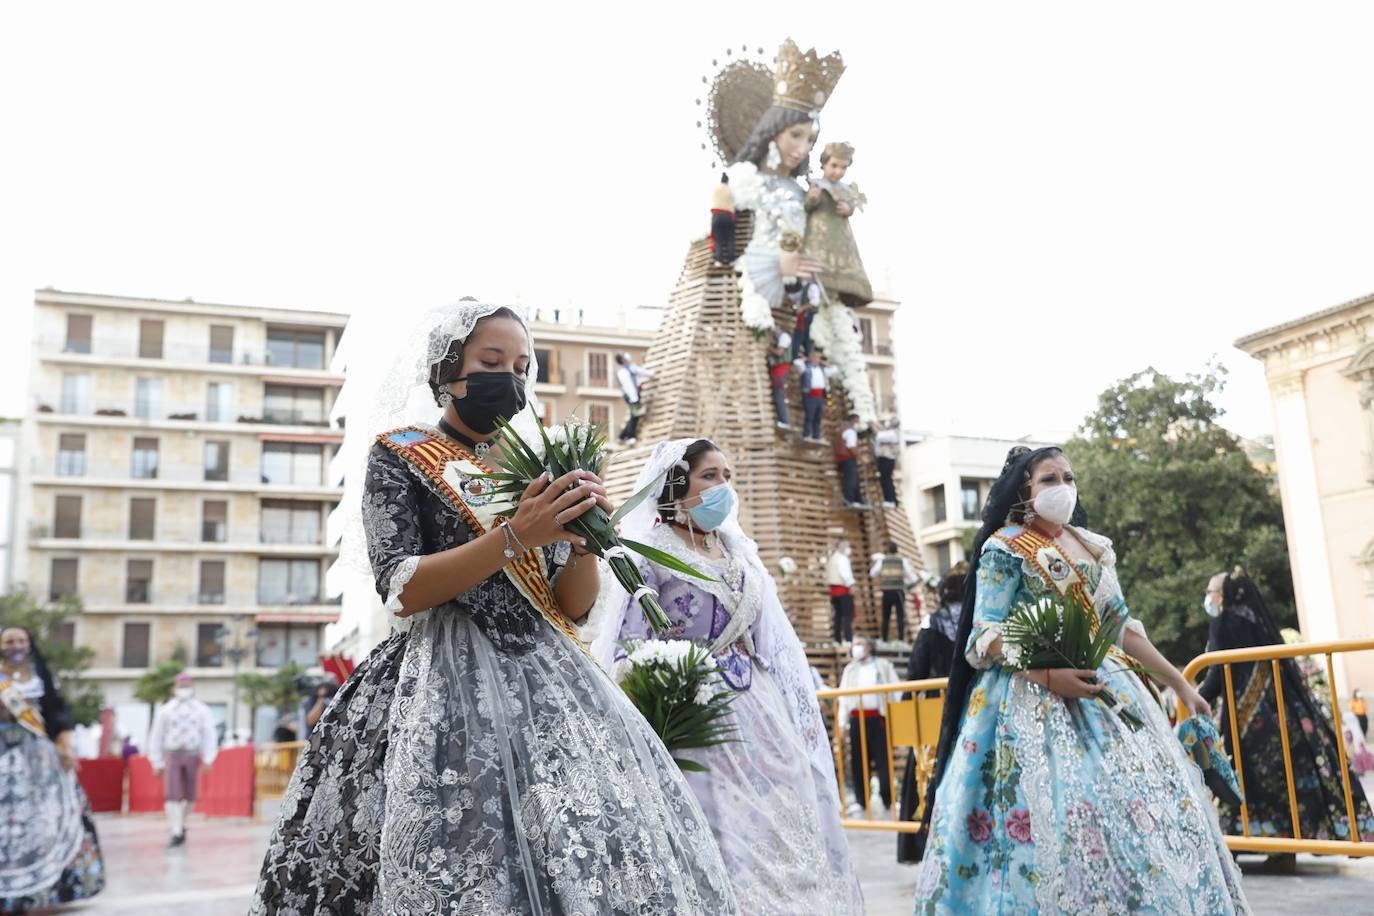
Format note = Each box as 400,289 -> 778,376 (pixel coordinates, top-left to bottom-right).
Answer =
586,439 -> 841,796
334,301 -> 543,587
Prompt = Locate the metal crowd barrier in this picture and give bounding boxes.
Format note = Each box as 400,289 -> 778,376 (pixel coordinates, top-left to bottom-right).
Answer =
815,678 -> 948,833
1180,637 -> 1374,857
254,740 -> 308,806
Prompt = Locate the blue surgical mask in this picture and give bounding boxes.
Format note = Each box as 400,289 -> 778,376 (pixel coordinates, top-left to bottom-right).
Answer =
1203,597 -> 1220,618
686,483 -> 735,532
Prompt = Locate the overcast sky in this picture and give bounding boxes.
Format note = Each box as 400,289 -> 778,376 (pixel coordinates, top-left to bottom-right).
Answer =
3,2 -> 1372,441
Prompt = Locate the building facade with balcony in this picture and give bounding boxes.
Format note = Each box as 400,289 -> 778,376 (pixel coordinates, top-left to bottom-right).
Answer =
901,434 -> 1055,576
1236,291 -> 1374,697
16,289 -> 348,743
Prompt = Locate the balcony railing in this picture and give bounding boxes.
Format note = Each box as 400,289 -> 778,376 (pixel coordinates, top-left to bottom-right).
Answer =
32,457 -> 334,489
33,398 -> 335,429
44,336 -> 337,370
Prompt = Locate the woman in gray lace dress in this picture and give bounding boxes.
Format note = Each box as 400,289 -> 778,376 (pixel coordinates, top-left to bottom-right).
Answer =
251,302 -> 737,915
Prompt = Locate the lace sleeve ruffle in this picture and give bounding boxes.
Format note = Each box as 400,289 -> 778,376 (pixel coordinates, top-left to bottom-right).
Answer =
967,623 -> 1005,669
383,555 -> 421,615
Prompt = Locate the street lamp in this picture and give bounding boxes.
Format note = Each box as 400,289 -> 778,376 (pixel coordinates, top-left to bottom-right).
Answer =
217,614 -> 257,742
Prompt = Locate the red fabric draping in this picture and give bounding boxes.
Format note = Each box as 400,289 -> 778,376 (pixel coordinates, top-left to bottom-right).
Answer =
127,746 -> 255,817
126,754 -> 163,813
75,757 -> 125,813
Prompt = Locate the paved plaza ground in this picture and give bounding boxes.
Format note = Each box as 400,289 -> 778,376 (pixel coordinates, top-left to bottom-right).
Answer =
63,803 -> 1374,914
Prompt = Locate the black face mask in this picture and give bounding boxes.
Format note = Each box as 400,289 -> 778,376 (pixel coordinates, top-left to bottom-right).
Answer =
452,371 -> 527,433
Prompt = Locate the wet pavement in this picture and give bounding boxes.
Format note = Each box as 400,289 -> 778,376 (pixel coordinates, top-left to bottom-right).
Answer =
59,803 -> 1374,914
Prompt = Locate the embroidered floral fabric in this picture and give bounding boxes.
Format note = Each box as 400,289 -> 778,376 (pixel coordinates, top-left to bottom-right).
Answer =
252,445 -> 739,915
614,526 -> 863,915
914,541 -> 1250,915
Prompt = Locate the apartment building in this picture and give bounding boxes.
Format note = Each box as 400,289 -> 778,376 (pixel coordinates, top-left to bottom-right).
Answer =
17,289 -> 348,742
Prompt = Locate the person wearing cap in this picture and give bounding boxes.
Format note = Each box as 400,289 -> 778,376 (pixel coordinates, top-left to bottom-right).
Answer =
147,673 -> 218,847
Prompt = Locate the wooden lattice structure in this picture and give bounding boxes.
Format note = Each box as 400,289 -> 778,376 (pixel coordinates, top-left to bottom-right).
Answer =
603,216 -> 925,666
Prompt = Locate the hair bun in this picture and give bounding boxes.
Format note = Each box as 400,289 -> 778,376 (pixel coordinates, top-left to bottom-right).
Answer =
1001,446 -> 1031,476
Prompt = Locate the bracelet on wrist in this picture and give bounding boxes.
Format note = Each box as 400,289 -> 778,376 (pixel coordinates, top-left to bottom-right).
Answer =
500,521 -> 528,561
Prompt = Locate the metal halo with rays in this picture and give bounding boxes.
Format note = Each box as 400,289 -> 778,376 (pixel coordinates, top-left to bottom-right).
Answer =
696,46 -> 774,168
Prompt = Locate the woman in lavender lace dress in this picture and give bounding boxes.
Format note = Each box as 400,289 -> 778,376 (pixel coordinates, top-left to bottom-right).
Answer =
592,439 -> 863,915
251,303 -> 737,915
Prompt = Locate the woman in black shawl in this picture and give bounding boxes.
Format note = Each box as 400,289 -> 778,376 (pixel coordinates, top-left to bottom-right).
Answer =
896,567 -> 963,864
1198,568 -> 1374,870
0,627 -> 104,911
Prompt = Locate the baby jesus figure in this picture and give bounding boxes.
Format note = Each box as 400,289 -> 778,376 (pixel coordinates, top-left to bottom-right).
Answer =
801,141 -> 873,308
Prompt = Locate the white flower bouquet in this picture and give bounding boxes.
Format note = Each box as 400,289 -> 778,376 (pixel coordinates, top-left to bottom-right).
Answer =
616,639 -> 738,772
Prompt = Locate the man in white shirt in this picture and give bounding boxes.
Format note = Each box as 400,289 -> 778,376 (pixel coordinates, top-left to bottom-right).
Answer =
614,353 -> 654,444
874,415 -> 902,508
838,636 -> 900,814
835,413 -> 867,507
797,351 -> 832,443
826,540 -> 856,642
148,673 -> 219,847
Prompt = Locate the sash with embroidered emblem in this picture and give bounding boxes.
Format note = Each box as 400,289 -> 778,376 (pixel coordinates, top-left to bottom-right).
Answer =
989,525 -> 1135,667
376,426 -> 585,651
0,674 -> 46,739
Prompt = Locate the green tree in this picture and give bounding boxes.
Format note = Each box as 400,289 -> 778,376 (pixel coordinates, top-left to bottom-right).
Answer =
1064,366 -> 1296,666
133,658 -> 185,721
0,591 -> 103,726
236,662 -> 304,734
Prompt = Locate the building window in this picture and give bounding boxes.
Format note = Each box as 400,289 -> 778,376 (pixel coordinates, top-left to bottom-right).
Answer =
49,558 -> 78,601
264,385 -> 324,425
960,479 -> 981,521
535,348 -> 554,384
195,622 -> 223,666
255,623 -> 321,668
129,497 -> 156,540
207,382 -> 233,423
138,319 -> 164,359
199,560 -> 226,605
209,325 -> 234,364
126,559 -> 154,604
204,440 -> 229,482
50,622 -> 76,650
859,317 -> 875,355
122,622 -> 151,668
60,373 -> 91,415
926,484 -> 947,525
65,314 -> 92,354
258,558 -> 320,605
56,434 -> 86,477
202,500 -> 228,542
261,442 -> 323,486
266,328 -> 326,370
131,437 -> 159,480
587,352 -> 610,387
935,542 -> 952,576
587,403 -> 611,433
135,378 -> 163,420
53,495 -> 82,539
261,500 -> 322,544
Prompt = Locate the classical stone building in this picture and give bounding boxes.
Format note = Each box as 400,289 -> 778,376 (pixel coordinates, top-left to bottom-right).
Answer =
1236,291 -> 1374,695
16,289 -> 348,742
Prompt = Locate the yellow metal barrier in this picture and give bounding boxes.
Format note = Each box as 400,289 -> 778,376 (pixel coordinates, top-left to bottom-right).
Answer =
1180,637 -> 1374,857
816,678 -> 947,833
255,740 -> 307,804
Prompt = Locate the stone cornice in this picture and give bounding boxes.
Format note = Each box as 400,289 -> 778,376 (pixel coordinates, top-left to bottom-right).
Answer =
1235,293 -> 1374,363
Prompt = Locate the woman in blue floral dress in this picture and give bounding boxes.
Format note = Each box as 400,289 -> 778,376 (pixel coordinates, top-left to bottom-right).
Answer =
913,446 -> 1249,915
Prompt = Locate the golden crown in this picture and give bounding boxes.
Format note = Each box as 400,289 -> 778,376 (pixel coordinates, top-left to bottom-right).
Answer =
823,141 -> 855,162
771,39 -> 845,114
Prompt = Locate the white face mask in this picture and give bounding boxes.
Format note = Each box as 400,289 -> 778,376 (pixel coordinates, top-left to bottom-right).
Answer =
174,687 -> 193,700
1203,597 -> 1220,618
851,643 -> 868,660
1031,484 -> 1077,526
